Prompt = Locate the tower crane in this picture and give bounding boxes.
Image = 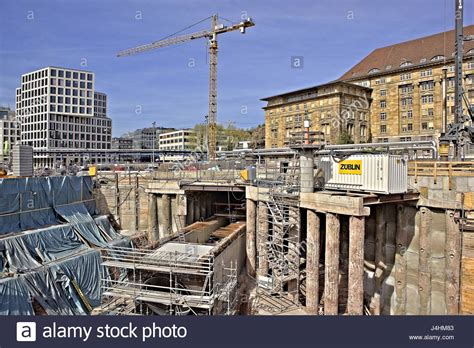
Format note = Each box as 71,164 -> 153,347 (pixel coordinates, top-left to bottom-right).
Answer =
117,14 -> 255,160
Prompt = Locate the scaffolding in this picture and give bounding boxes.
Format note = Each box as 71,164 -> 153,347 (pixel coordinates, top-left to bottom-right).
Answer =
99,244 -> 239,315
256,153 -> 303,312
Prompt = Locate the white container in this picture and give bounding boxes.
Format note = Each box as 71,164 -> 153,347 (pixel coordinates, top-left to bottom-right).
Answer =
319,154 -> 407,194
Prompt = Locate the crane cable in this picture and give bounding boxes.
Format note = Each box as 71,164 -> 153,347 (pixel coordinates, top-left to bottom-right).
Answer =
153,15 -> 213,44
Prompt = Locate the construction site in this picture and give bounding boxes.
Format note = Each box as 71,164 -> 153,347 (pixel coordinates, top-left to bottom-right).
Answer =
1,4 -> 474,319
1,141 -> 474,316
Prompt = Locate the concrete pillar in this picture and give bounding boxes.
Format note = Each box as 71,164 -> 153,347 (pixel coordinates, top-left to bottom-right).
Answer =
347,215 -> 365,315
306,209 -> 320,314
206,193 -> 213,217
257,202 -> 269,277
177,194 -> 187,230
147,194 -> 159,243
194,197 -> 201,221
246,199 -> 257,277
299,149 -> 314,193
187,197 -> 194,225
160,194 -> 171,238
324,212 -> 340,315
200,193 -> 207,220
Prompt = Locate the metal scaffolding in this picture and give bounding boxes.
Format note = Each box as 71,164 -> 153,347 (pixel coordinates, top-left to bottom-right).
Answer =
256,154 -> 302,312
99,245 -> 238,315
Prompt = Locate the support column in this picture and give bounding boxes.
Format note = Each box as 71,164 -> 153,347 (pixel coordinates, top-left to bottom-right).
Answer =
246,199 -> 257,277
306,209 -> 320,314
187,197 -> 194,225
257,202 -> 269,277
177,194 -> 187,230
324,213 -> 340,315
200,193 -> 206,220
147,194 -> 158,243
206,193 -> 213,217
348,215 -> 365,315
194,197 -> 201,221
161,194 -> 171,238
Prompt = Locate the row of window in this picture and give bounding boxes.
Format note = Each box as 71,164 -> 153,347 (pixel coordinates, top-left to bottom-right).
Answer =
368,55 -> 474,74
379,122 -> 435,134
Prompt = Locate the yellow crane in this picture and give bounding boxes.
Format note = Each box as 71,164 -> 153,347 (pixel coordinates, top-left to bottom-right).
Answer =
117,14 -> 255,160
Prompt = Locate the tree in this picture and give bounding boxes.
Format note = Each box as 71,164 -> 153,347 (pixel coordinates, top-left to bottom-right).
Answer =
337,131 -> 354,144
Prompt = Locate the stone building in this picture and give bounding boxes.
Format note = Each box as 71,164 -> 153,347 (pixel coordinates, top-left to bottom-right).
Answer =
263,25 -> 474,148
262,81 -> 372,147
339,25 -> 474,143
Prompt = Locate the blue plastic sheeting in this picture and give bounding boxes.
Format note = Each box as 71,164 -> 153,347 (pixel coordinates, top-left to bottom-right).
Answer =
94,216 -> 132,248
55,203 -> 111,247
0,224 -> 87,273
0,249 -> 104,315
0,276 -> 34,315
0,176 -> 96,235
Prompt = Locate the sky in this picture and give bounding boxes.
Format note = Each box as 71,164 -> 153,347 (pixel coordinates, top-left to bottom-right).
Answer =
1,0 -> 473,136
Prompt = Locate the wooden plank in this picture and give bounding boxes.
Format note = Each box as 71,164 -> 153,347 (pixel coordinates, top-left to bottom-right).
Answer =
418,207 -> 432,314
324,213 -> 340,315
445,210 -> 461,314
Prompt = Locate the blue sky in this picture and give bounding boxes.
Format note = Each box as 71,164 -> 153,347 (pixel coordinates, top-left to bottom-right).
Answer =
1,0 -> 473,136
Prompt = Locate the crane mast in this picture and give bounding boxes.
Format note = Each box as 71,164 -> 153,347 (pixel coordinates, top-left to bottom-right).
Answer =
117,15 -> 255,160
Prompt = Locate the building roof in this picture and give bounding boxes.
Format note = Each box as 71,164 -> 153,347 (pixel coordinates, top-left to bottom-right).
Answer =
339,25 -> 474,81
260,80 -> 372,101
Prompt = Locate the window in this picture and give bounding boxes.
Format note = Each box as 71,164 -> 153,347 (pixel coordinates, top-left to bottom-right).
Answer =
407,123 -> 413,131
422,122 -> 428,130
380,100 -> 387,108
420,81 -> 434,91
51,69 -> 56,76
380,125 -> 387,133
421,95 -> 434,104
380,112 -> 387,120
400,61 -> 412,67
467,62 -> 474,69
380,89 -> 386,96
408,110 -> 413,118
369,68 -> 380,74
375,77 -> 386,85
400,85 -> 413,94
400,73 -> 411,81
401,98 -> 412,107
448,65 -> 455,73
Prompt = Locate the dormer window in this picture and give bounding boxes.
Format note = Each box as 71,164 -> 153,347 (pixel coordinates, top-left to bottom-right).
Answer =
431,55 -> 445,62
400,61 -> 413,67
368,68 -> 380,74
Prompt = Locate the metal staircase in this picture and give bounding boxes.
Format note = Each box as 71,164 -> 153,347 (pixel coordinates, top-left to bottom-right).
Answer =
257,153 -> 302,309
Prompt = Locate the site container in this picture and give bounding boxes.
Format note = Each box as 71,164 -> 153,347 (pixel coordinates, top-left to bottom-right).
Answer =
318,154 -> 407,194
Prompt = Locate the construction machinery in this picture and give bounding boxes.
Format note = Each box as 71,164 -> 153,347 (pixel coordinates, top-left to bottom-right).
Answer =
439,0 -> 474,159
117,15 -> 255,160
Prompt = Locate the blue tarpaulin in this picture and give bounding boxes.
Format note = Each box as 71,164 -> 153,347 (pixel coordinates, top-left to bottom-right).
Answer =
0,176 -> 96,235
